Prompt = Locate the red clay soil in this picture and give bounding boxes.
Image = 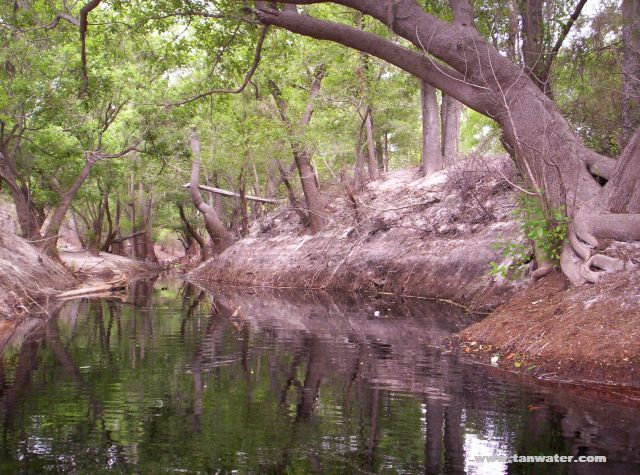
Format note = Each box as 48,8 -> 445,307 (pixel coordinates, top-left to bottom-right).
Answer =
458,271 -> 640,388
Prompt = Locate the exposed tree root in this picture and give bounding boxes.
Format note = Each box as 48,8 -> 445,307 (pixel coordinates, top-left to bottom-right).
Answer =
565,208 -> 639,284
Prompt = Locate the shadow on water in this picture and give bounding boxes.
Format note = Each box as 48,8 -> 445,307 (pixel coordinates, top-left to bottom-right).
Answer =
0,279 -> 638,474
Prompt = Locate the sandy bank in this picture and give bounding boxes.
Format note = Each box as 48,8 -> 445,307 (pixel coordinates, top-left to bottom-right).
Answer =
190,157 -> 524,311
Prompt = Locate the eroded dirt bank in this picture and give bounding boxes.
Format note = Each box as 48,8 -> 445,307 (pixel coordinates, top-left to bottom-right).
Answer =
190,157 -> 524,311
189,156 -> 640,388
458,271 -> 640,388
0,229 -> 73,319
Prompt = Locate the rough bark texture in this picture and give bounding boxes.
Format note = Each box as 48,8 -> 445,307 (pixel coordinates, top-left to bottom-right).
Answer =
420,81 -> 441,175
189,133 -> 235,254
621,0 -> 640,150
253,1 -> 627,285
440,94 -> 461,165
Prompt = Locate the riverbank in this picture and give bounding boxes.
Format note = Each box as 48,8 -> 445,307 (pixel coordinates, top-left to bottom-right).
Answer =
189,157 -> 640,388
0,230 -> 73,320
190,157 -> 525,312
0,228 -> 159,320
457,270 -> 640,389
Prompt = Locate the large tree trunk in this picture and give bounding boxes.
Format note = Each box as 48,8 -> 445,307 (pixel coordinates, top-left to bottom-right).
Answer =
0,149 -> 44,241
189,132 -> 235,254
441,94 -> 461,165
420,80 -> 442,175
40,156 -> 98,260
253,0 -> 631,284
268,74 -> 327,234
620,0 -> 640,150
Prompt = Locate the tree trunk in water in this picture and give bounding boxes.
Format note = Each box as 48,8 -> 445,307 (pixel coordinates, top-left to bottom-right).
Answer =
620,0 -> 640,150
441,94 -> 461,164
420,81 -> 442,175
142,196 -> 159,264
189,132 -> 235,254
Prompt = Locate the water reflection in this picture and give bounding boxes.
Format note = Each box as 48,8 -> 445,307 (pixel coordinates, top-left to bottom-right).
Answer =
0,280 -> 638,474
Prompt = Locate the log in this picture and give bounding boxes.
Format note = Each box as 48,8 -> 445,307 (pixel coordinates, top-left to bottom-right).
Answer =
183,183 -> 282,204
55,276 -> 128,301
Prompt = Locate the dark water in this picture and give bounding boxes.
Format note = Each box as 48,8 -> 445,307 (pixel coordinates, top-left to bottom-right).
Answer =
0,279 -> 639,474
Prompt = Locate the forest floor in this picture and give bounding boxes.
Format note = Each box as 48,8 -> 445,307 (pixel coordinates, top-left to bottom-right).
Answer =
190,155 -> 640,389
190,155 -> 526,312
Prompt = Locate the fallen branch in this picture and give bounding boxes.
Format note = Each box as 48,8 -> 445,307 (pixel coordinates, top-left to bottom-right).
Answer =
54,276 -> 128,301
183,183 -> 282,204
111,230 -> 147,244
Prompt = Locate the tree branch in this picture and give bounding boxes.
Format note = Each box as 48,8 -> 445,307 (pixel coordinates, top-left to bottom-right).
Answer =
544,0 -> 588,72
252,4 -> 489,113
79,0 -> 103,96
169,25 -> 269,106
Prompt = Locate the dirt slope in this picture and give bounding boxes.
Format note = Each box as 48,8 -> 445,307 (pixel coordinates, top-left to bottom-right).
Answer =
190,156 -> 525,311
0,229 -> 73,319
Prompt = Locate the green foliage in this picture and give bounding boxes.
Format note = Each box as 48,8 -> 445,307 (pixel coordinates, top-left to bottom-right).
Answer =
515,195 -> 569,263
490,195 -> 569,279
489,241 -> 532,280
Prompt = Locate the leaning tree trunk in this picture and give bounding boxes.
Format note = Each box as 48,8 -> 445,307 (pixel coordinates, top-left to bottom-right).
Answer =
189,132 -> 235,254
268,74 -> 328,234
40,156 -> 99,260
178,202 -> 209,260
420,80 -> 442,175
253,0 -> 631,284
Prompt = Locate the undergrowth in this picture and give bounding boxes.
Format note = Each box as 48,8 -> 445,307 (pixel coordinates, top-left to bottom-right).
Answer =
490,194 -> 569,279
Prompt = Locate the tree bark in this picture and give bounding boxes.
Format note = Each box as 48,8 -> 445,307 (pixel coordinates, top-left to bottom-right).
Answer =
253,1 -> 635,285
621,0 -> 640,150
268,73 -> 327,234
39,156 -> 98,260
364,110 -> 378,180
178,202 -> 208,260
420,80 -> 442,175
441,93 -> 461,165
189,132 -> 235,254
0,147 -> 44,241
518,0 -> 551,97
